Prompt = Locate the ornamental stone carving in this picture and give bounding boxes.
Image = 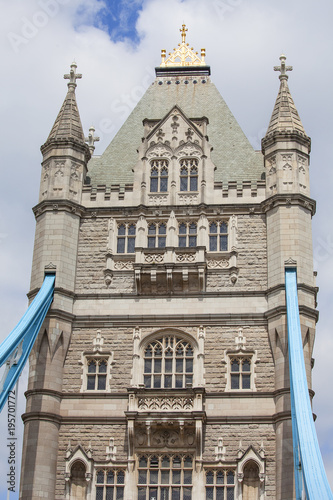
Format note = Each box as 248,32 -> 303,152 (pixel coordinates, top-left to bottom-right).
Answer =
138,396 -> 194,411
207,258 -> 229,269
178,194 -> 198,205
148,194 -> 168,205
144,254 -> 164,263
176,253 -> 196,263
113,260 -> 134,270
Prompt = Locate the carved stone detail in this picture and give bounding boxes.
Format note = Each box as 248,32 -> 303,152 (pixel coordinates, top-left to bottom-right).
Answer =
138,396 -> 194,411
113,260 -> 134,270
175,253 -> 196,263
148,194 -> 168,205
178,194 -> 199,205
144,253 -> 164,263
207,258 -> 229,269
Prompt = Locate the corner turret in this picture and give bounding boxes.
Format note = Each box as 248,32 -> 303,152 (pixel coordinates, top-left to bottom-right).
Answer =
39,62 -> 90,203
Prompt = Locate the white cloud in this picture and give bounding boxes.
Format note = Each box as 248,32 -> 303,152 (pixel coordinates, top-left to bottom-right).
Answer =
0,0 -> 332,495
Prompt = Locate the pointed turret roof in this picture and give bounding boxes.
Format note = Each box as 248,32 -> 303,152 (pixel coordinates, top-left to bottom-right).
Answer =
265,55 -> 308,137
45,62 -> 85,143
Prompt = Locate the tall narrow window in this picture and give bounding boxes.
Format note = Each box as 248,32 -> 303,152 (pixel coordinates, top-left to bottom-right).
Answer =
95,469 -> 125,500
138,455 -> 193,500
230,357 -> 251,390
205,470 -> 235,500
148,223 -> 167,248
178,222 -> 197,248
209,222 -> 228,251
180,159 -> 198,191
86,358 -> 108,391
150,160 -> 168,192
70,461 -> 87,500
143,336 -> 194,389
117,223 -> 136,253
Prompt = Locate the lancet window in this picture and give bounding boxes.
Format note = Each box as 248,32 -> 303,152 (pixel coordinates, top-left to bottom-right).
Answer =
117,223 -> 136,253
148,222 -> 167,248
205,469 -> 235,500
86,358 -> 108,391
143,336 -> 194,389
150,160 -> 169,192
137,454 -> 193,500
180,159 -> 198,192
230,357 -> 252,390
178,222 -> 197,248
95,469 -> 125,500
209,222 -> 228,252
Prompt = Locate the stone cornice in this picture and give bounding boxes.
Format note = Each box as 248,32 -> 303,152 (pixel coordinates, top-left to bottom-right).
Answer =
261,193 -> 316,216
261,130 -> 311,152
33,199 -> 85,219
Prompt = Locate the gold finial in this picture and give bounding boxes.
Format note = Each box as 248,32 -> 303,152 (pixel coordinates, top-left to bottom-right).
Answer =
160,25 -> 206,68
180,24 -> 188,43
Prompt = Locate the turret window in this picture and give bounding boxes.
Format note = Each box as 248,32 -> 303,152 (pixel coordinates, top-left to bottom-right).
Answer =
143,336 -> 194,389
178,222 -> 197,248
209,222 -> 228,252
180,159 -> 198,191
148,223 -> 167,248
117,223 -> 136,253
150,160 -> 168,192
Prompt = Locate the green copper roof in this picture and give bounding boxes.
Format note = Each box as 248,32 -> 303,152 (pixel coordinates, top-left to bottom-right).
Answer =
87,77 -> 264,187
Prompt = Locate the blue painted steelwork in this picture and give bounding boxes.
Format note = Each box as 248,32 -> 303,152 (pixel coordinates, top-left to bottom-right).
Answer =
0,274 -> 55,412
285,267 -> 333,500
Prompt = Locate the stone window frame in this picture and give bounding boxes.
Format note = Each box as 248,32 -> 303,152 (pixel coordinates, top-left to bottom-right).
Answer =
150,159 -> 169,193
178,220 -> 198,248
80,350 -> 114,393
95,468 -> 126,500
137,453 -> 194,500
208,220 -> 229,252
224,349 -> 257,392
204,468 -> 236,500
179,157 -> 199,192
147,221 -> 168,249
116,221 -> 137,254
142,335 -> 194,390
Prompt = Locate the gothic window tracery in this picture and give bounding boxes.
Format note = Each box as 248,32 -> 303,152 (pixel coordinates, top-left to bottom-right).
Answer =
205,469 -> 235,500
137,454 -> 193,500
143,336 -> 194,389
148,222 -> 167,248
95,469 -> 125,500
150,160 -> 169,193
86,358 -> 108,390
230,357 -> 251,390
209,222 -> 228,252
178,222 -> 197,248
180,159 -> 198,192
117,223 -> 136,253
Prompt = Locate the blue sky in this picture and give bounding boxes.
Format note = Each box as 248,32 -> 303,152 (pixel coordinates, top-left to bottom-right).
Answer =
0,0 -> 333,498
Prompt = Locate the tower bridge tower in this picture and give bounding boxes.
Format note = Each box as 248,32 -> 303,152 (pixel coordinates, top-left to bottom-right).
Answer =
20,28 -> 318,500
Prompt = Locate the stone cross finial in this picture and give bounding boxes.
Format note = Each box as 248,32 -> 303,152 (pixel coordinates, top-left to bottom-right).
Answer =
274,54 -> 293,81
180,24 -> 188,43
85,126 -> 100,154
64,61 -> 82,90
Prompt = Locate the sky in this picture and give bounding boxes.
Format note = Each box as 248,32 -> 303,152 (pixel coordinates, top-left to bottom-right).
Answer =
0,0 -> 332,497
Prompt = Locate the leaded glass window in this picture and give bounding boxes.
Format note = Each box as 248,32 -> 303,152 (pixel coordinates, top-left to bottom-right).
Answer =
138,455 -> 193,500
205,470 -> 235,500
148,223 -> 167,248
209,222 -> 228,252
144,336 -> 194,389
95,469 -> 125,500
178,222 -> 197,248
179,159 -> 198,192
117,223 -> 136,253
150,160 -> 169,193
87,358 -> 108,391
230,357 -> 251,390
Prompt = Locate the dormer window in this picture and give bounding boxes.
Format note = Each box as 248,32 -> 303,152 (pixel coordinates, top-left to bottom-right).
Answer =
150,160 -> 168,192
148,223 -> 167,248
180,159 -> 198,191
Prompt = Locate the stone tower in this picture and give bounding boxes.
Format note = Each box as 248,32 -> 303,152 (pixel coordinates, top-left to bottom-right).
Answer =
20,29 -> 317,500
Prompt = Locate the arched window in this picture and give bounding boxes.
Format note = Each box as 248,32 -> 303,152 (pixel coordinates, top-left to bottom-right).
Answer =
230,357 -> 251,390
242,461 -> 260,500
70,461 -> 87,500
143,336 -> 194,389
148,223 -> 167,248
180,159 -> 198,191
150,160 -> 168,192
178,222 -> 197,248
209,222 -> 228,251
86,358 -> 108,390
117,223 -> 136,253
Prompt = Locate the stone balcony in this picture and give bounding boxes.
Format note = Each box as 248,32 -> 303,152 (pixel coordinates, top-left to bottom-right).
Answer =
104,246 -> 239,293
